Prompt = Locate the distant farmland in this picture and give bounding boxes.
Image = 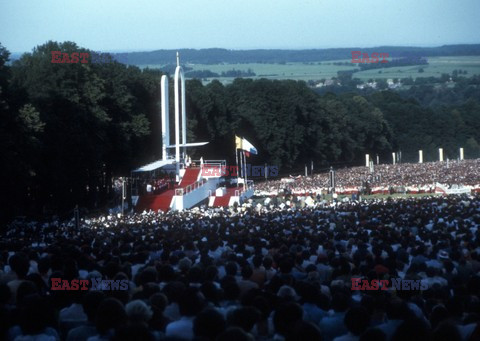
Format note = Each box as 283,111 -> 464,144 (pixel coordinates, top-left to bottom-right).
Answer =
138,56 -> 480,84
354,56 -> 480,80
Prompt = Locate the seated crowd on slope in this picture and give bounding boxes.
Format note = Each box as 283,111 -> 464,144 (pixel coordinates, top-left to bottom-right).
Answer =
1,192 -> 480,340
254,159 -> 480,196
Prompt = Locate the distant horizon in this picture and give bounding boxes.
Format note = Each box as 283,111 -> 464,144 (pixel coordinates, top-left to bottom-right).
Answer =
8,42 -> 480,56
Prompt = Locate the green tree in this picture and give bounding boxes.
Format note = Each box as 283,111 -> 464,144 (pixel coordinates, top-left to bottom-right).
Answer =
6,41 -> 158,215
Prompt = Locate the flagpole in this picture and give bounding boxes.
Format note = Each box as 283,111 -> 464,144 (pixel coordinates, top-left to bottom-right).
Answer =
243,150 -> 247,191
235,142 -> 239,186
239,145 -> 243,184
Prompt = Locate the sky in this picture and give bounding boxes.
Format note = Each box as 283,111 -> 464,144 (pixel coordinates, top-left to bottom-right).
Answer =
1,0 -> 479,53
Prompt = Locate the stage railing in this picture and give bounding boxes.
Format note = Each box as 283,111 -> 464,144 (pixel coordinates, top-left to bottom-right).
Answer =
175,178 -> 208,196
201,160 -> 226,170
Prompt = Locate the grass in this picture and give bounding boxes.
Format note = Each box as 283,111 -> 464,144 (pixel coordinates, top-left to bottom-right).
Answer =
353,56 -> 480,80
138,56 -> 480,84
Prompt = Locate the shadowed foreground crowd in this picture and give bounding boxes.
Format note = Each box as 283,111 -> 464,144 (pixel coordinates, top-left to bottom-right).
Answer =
1,194 -> 480,341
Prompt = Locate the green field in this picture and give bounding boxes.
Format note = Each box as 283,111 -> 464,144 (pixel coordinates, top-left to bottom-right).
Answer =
139,56 -> 480,84
354,56 -> 480,80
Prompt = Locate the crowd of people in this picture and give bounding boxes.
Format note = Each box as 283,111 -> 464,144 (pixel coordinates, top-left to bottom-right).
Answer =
1,192 -> 480,340
148,179 -> 170,195
254,159 -> 480,196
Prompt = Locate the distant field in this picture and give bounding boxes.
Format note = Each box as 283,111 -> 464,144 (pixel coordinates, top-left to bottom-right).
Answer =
354,56 -> 480,80
139,56 -> 480,84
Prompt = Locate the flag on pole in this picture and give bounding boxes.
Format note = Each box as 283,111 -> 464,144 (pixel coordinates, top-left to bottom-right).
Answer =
235,135 -> 242,150
235,135 -> 258,156
240,137 -> 258,155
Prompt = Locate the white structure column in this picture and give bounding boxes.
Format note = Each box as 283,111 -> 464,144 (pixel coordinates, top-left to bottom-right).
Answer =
161,75 -> 169,160
419,150 -> 423,164
460,147 -> 464,160
365,154 -> 369,167
174,53 -> 186,159
156,52 -> 208,184
174,52 -> 187,180
392,152 -> 396,165
439,148 -> 444,162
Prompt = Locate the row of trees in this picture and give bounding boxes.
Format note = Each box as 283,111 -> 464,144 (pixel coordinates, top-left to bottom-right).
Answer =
316,72 -> 480,108
112,45 -> 480,65
1,41 -> 480,222
184,68 -> 256,79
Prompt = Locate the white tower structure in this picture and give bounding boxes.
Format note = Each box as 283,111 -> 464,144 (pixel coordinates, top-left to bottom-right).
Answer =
160,52 -> 208,180
174,52 -> 186,167
161,75 -> 169,160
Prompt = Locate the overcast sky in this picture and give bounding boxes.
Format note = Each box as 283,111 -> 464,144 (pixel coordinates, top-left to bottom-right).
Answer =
1,0 -> 479,53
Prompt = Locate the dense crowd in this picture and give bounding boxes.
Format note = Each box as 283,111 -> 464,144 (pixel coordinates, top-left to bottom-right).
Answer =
1,193 -> 480,341
254,159 -> 480,196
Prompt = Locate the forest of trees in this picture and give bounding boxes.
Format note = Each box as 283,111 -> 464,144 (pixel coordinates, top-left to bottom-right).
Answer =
1,41 -> 480,222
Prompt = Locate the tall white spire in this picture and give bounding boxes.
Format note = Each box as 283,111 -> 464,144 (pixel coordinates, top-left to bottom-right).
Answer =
160,53 -> 208,181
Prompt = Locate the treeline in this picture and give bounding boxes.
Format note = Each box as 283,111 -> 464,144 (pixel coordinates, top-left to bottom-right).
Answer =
357,57 -> 428,71
185,68 -> 256,79
221,68 -> 256,77
320,72 -> 480,108
330,57 -> 428,81
90,45 -> 480,65
0,41 -> 161,222
400,75 -> 480,107
1,41 -> 480,222
188,78 -> 480,167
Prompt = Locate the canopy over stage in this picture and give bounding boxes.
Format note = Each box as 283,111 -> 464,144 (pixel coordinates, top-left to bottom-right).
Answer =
165,142 -> 209,149
132,159 -> 175,173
